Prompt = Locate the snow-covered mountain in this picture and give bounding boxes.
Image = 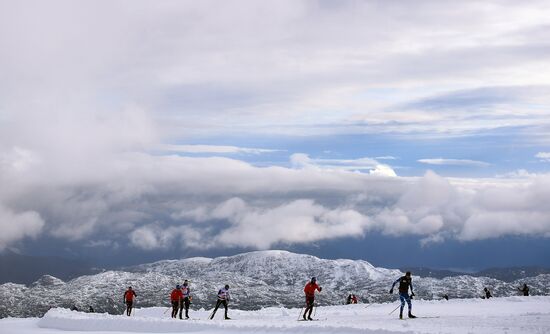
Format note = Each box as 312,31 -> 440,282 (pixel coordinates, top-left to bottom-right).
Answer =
1,250 -> 548,318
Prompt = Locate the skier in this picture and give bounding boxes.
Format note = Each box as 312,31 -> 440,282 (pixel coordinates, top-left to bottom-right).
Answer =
442,294 -> 449,301
346,294 -> 352,304
179,280 -> 192,319
210,284 -> 231,320
483,287 -> 492,299
518,283 -> 529,296
389,271 -> 416,319
88,305 -> 94,313
303,277 -> 322,321
123,286 -> 137,316
170,284 -> 183,318
351,294 -> 358,304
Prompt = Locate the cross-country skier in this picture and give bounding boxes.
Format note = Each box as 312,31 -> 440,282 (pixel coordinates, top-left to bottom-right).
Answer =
484,287 -> 492,299
179,280 -> 191,319
123,287 -> 137,316
170,285 -> 183,318
389,271 -> 416,319
210,284 -> 231,320
518,283 -> 529,296
303,277 -> 322,321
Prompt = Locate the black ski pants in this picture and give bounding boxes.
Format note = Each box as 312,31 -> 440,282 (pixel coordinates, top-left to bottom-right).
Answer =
303,296 -> 315,319
125,301 -> 133,316
210,299 -> 228,319
171,301 -> 179,318
179,297 -> 190,319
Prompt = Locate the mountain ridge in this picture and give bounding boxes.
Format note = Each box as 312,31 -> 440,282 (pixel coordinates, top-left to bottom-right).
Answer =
1,250 -> 549,318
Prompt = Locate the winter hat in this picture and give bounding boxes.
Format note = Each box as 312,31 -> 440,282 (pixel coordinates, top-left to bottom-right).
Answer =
311,277 -> 316,282
225,284 -> 230,289
176,284 -> 181,289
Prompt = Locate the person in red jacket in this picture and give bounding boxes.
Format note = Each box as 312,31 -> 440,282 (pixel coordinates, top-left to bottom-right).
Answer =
303,277 -> 322,320
123,287 -> 137,316
170,285 -> 183,319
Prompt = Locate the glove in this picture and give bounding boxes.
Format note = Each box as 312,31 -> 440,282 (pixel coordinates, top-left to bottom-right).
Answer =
319,287 -> 323,292
410,293 -> 415,299
389,289 -> 393,294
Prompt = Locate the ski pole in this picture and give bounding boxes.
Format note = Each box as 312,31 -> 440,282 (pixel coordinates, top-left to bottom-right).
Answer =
313,302 -> 317,318
297,306 -> 305,321
389,303 -> 401,315
208,306 -> 216,320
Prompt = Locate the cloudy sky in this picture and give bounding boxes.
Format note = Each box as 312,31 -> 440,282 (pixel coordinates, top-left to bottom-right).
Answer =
1,0 -> 550,270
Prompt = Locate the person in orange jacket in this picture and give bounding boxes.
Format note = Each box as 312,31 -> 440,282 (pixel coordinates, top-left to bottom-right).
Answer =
170,285 -> 183,319
303,277 -> 322,320
123,287 -> 137,316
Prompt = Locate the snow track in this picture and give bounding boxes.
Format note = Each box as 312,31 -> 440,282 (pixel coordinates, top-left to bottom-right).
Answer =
5,297 -> 547,334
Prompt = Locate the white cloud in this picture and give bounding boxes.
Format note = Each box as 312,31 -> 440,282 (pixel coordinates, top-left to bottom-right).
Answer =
369,165 -> 397,177
290,153 -> 397,176
496,169 -> 537,178
418,158 -> 490,167
209,199 -> 372,249
535,152 -> 550,161
158,144 -> 279,155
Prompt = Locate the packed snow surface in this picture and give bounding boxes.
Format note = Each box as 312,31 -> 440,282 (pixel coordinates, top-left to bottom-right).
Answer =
1,296 -> 549,334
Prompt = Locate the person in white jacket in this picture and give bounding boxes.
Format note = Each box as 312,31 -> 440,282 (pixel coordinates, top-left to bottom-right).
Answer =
209,284 -> 231,320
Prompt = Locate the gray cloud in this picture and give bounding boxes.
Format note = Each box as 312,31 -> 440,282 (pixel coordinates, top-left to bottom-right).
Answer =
1,147 -> 550,250
2,1 -> 550,139
1,1 -> 550,251
0,205 -> 44,250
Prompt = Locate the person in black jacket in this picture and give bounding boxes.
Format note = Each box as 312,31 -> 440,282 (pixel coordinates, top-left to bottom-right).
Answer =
390,271 -> 416,319
518,283 -> 529,296
483,287 -> 492,299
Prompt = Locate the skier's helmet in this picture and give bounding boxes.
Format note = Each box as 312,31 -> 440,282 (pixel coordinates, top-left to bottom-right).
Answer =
311,277 -> 316,282
405,271 -> 411,277
225,284 -> 229,289
176,284 -> 181,289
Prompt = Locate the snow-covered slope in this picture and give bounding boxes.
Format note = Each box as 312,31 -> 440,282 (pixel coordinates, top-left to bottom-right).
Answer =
1,296 -> 550,334
1,250 -> 549,318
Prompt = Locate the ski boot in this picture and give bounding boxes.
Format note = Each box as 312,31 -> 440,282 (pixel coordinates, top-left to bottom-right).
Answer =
408,311 -> 416,319
399,312 -> 403,320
